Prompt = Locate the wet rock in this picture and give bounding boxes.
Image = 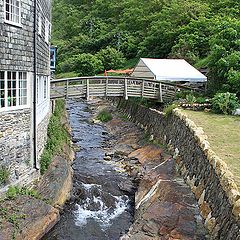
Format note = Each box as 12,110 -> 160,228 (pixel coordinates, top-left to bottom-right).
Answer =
118,180 -> 136,193
0,196 -> 59,240
142,221 -> 159,237
104,156 -> 112,161
38,156 -> 72,207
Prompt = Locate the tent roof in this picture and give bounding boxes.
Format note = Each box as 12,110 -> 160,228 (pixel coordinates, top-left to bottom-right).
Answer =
140,58 -> 207,82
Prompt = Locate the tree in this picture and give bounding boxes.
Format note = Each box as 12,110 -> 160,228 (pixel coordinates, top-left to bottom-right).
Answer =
60,53 -> 103,76
96,47 -> 125,70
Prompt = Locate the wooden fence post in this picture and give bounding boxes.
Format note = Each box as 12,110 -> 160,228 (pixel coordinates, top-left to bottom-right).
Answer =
105,77 -> 108,97
65,79 -> 69,99
159,83 -> 163,102
86,79 -> 90,100
124,78 -> 128,100
141,80 -> 144,98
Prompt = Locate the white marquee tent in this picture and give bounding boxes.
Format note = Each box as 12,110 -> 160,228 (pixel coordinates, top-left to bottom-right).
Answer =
131,58 -> 207,82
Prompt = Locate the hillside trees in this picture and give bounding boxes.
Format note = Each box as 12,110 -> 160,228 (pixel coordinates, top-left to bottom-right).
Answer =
52,0 -> 240,95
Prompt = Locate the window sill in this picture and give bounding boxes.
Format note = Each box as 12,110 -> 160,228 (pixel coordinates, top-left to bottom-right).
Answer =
0,105 -> 30,113
4,20 -> 22,28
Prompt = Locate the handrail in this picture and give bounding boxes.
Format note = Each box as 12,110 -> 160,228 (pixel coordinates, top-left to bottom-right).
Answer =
50,76 -> 203,101
50,76 -> 201,92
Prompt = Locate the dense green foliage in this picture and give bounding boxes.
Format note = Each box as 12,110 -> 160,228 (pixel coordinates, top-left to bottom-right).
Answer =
211,92 -> 239,115
52,0 -> 240,95
40,100 -> 69,174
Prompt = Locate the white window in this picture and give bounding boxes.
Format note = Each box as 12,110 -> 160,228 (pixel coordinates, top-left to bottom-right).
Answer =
43,77 -> 47,99
38,13 -> 42,36
4,0 -> 21,26
45,19 -> 49,43
37,75 -> 49,104
0,71 -> 28,111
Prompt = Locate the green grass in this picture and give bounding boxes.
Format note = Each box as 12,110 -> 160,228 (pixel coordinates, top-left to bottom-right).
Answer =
182,110 -> 240,188
40,99 -> 70,174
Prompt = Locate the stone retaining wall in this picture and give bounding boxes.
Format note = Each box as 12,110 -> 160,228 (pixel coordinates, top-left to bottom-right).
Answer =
0,109 -> 33,185
118,99 -> 240,240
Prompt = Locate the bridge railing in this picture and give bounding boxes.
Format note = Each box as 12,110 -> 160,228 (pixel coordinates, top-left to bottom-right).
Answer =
50,76 -> 200,102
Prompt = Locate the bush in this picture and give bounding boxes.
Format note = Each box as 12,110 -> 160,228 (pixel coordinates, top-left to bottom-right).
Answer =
211,92 -> 239,115
97,110 -> 113,122
60,53 -> 104,76
163,103 -> 178,116
186,94 -> 196,104
96,46 -> 125,70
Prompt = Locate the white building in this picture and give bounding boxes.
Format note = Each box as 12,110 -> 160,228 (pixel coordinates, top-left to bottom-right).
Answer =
132,58 -> 207,83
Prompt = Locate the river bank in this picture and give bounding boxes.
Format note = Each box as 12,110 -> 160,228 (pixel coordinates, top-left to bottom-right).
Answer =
0,97 -> 208,239
0,101 -> 74,240
43,98 -> 207,239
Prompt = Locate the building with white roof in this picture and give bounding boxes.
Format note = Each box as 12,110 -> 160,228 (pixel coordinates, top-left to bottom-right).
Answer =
131,58 -> 207,82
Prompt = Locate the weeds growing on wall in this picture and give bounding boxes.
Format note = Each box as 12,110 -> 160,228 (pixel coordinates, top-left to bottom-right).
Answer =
40,99 -> 70,174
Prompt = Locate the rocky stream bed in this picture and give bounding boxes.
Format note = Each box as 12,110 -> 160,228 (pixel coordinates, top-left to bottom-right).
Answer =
43,98 -> 207,240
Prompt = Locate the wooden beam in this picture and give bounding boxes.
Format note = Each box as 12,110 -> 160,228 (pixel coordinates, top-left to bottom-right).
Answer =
86,79 -> 89,100
124,78 -> 128,100
105,77 -> 108,97
159,83 -> 163,102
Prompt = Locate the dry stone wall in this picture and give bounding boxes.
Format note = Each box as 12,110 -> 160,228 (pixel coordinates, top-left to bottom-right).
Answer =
118,99 -> 240,240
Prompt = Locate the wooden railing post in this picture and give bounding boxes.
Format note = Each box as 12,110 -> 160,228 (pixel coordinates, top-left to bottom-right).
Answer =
65,79 -> 69,99
141,80 -> 144,98
105,77 -> 108,97
86,79 -> 90,100
124,78 -> 128,100
159,83 -> 163,102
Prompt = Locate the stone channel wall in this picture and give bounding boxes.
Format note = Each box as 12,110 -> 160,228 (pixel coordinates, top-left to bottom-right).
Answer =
118,99 -> 240,240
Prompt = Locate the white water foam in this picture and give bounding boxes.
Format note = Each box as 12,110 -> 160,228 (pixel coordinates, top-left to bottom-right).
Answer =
74,183 -> 129,228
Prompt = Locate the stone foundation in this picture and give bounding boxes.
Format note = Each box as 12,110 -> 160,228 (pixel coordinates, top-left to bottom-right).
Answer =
0,109 -> 33,186
118,99 -> 240,239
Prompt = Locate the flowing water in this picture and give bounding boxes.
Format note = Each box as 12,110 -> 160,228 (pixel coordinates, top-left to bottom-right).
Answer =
43,99 -> 135,240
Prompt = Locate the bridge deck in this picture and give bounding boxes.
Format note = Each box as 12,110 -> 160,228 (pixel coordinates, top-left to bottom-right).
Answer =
50,76 -> 195,102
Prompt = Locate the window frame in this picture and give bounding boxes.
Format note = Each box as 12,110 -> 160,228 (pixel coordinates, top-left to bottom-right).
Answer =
0,71 -> 30,112
37,75 -> 49,106
4,0 -> 22,27
45,19 -> 49,43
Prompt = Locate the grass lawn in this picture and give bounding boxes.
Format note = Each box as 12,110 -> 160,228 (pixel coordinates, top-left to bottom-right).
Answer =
182,110 -> 240,189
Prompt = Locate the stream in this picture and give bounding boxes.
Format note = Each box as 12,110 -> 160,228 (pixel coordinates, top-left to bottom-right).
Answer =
43,99 -> 135,240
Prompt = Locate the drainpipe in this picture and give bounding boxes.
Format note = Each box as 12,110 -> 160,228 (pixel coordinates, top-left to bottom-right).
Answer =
33,0 -> 38,170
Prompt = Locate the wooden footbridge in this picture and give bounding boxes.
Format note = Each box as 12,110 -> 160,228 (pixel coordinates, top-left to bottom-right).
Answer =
50,76 -> 195,102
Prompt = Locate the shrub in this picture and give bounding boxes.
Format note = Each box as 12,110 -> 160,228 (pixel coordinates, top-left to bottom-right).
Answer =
186,94 -> 196,104
0,166 -> 10,185
211,92 -> 239,115
60,53 -> 104,76
97,110 -> 113,122
163,103 -> 178,116
96,46 -> 125,70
